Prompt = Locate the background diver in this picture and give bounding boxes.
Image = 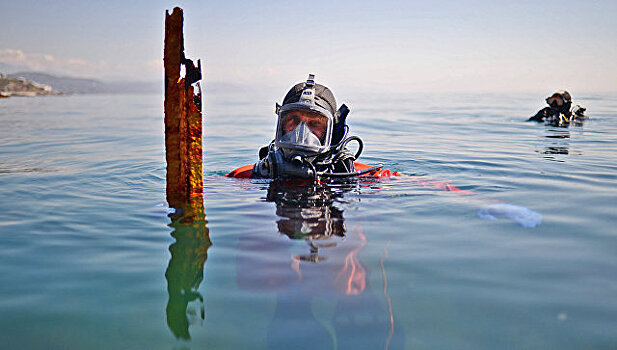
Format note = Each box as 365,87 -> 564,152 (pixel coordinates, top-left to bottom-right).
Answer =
528,90 -> 587,126
226,74 -> 393,180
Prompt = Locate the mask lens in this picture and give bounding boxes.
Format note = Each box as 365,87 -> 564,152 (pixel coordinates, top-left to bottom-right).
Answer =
547,95 -> 564,106
281,110 -> 328,141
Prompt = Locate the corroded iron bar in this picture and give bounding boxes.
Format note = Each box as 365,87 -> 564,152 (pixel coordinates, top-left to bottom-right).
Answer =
164,7 -> 203,205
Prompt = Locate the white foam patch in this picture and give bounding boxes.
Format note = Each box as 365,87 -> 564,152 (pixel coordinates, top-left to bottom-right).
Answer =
152,202 -> 177,215
477,203 -> 542,228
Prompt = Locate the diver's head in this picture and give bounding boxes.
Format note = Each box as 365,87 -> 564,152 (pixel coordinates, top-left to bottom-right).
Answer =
266,74 -> 355,179
274,74 -> 337,161
546,90 -> 572,113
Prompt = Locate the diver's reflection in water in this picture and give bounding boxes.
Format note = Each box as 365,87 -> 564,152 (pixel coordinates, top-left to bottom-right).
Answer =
164,196 -> 211,340
236,180 -> 353,292
268,180 -> 346,262
544,128 -> 570,155
252,180 -> 404,349
537,128 -> 581,160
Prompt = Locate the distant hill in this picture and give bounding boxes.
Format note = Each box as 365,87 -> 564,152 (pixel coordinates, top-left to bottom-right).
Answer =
6,72 -> 161,94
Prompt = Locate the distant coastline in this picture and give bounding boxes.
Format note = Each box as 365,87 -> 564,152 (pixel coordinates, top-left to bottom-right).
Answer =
0,71 -> 160,97
0,74 -> 61,97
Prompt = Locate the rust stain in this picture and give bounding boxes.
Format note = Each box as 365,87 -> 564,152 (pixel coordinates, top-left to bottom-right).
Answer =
164,7 -> 203,206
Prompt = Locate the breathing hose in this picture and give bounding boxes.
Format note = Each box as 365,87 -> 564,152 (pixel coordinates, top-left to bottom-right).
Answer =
316,164 -> 383,178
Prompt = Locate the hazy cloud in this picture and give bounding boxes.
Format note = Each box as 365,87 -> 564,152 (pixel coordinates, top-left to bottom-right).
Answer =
0,49 -> 161,81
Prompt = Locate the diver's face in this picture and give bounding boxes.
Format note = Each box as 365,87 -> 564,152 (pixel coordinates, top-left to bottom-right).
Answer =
282,110 -> 328,140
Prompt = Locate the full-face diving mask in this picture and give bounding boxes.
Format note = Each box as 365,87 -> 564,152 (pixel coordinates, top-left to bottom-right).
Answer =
546,94 -> 564,107
274,75 -> 334,160
546,90 -> 572,112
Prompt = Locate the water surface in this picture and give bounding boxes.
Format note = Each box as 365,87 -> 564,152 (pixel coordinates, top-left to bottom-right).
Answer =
1,91 -> 616,349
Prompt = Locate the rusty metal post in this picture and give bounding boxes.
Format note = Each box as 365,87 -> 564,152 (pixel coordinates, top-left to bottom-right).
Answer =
164,7 -> 203,206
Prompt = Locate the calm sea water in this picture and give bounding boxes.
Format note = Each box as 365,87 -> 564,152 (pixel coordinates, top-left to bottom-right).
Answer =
1,91 -> 616,349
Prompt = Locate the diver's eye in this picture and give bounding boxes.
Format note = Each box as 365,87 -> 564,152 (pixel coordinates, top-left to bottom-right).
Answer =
283,114 -> 301,133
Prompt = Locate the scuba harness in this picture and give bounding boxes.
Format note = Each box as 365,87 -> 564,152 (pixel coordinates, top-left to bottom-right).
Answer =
256,126 -> 382,180
547,106 -> 587,126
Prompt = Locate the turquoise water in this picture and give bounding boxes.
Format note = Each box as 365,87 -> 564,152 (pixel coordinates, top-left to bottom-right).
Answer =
1,91 -> 616,349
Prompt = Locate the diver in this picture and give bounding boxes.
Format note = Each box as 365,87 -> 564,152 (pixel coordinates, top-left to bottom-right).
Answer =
528,90 -> 587,126
226,74 -> 391,180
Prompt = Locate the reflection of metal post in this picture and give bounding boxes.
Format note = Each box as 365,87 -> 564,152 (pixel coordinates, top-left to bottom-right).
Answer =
165,196 -> 211,340
164,7 -> 203,205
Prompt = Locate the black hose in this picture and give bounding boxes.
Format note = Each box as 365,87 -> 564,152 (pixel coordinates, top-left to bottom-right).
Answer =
316,164 -> 383,178
331,125 -> 349,150
308,161 -> 317,181
334,135 -> 363,160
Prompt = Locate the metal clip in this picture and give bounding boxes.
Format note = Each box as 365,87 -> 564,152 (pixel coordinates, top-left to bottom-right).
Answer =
305,74 -> 315,87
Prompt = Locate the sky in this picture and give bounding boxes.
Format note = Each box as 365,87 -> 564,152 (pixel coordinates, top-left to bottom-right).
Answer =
1,0 -> 616,94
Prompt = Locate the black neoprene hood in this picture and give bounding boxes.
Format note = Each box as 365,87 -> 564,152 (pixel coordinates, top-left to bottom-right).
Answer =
282,82 -> 337,117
